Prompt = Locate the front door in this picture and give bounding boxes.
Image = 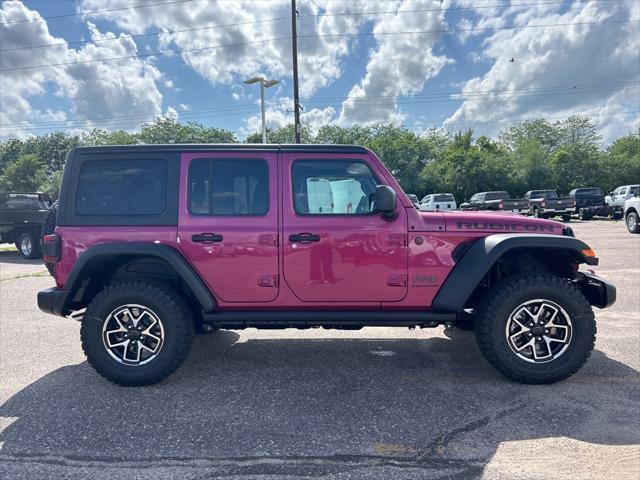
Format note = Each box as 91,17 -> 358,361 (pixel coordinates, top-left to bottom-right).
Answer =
178,152 -> 279,302
281,153 -> 408,303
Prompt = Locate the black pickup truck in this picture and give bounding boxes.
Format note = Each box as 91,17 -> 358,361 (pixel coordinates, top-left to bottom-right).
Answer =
460,191 -> 528,213
568,187 -> 612,220
0,192 -> 51,258
523,190 -> 574,221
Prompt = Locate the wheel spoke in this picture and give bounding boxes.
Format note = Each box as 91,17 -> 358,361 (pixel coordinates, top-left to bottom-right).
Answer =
102,304 -> 164,366
506,299 -> 572,363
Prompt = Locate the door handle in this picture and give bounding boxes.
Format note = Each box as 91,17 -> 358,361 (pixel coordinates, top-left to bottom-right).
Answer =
289,232 -> 320,243
192,233 -> 223,243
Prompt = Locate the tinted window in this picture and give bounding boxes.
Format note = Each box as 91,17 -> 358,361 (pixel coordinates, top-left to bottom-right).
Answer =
576,188 -> 604,196
76,159 -> 167,215
189,159 -> 268,215
292,160 -> 379,215
433,194 -> 454,202
530,190 -> 557,198
485,191 -> 510,201
630,186 -> 639,195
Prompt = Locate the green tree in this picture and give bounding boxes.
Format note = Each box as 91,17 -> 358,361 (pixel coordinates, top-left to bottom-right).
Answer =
0,154 -> 47,192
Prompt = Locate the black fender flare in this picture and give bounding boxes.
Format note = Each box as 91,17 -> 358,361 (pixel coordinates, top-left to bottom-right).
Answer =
432,234 -> 597,312
62,242 -> 216,313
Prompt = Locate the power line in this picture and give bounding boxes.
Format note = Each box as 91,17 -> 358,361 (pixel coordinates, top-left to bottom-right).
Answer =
0,80 -> 633,128
2,81 -> 637,130
0,0 -> 199,25
2,18 -> 637,73
1,0 -> 615,52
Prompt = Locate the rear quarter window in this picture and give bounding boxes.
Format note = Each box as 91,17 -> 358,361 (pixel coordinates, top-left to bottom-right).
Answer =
76,159 -> 167,215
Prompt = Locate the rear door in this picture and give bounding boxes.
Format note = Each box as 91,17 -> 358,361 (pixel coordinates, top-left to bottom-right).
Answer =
281,153 -> 408,303
178,151 -> 279,302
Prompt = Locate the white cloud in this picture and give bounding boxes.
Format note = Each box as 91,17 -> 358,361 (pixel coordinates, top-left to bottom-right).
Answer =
338,0 -> 453,125
78,0 -> 370,97
240,96 -> 336,138
0,1 -> 165,138
445,1 -> 640,142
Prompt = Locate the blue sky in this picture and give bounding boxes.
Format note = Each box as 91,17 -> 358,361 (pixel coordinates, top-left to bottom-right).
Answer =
1,0 -> 638,142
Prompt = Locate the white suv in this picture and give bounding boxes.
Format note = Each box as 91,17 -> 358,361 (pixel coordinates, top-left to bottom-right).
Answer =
606,185 -> 639,219
624,195 -> 640,234
419,193 -> 457,212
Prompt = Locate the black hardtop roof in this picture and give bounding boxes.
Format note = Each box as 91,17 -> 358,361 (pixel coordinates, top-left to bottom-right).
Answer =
70,143 -> 368,155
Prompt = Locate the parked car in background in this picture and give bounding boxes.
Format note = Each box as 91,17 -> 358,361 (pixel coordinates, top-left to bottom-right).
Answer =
624,194 -> 640,234
419,193 -> 457,212
38,144 -> 615,386
459,191 -> 528,213
522,190 -> 574,221
568,187 -> 611,220
606,185 -> 639,220
406,194 -> 420,207
0,192 -> 51,259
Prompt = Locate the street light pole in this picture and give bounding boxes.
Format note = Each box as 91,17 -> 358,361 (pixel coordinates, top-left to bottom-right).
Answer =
244,77 -> 280,143
260,81 -> 266,143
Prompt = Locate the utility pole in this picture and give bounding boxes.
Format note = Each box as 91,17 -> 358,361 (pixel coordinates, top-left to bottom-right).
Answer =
291,0 -> 301,143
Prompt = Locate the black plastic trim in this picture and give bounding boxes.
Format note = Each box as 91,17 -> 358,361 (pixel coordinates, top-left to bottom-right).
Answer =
58,242 -> 216,315
65,144 -> 367,155
576,271 -> 616,309
37,287 -> 70,317
432,233 -> 598,312
202,310 -> 455,328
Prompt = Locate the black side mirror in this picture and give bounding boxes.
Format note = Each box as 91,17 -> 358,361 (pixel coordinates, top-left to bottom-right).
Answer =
373,185 -> 397,219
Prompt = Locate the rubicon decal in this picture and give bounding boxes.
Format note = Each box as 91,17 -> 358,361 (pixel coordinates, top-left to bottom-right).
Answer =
456,221 -> 555,232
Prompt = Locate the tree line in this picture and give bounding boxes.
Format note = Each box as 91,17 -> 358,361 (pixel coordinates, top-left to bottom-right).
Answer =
0,116 -> 638,201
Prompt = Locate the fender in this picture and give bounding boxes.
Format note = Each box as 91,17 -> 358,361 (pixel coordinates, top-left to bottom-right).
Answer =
59,242 -> 216,314
432,234 -> 597,312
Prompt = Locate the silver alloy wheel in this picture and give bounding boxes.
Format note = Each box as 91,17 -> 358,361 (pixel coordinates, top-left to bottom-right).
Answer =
102,304 -> 165,366
20,236 -> 32,257
629,214 -> 638,231
505,299 -> 572,363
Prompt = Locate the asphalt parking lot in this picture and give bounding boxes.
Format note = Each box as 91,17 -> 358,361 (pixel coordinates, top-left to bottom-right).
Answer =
0,219 -> 638,479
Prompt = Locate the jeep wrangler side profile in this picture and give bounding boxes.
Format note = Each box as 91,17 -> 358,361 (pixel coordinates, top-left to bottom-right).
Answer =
38,145 -> 616,386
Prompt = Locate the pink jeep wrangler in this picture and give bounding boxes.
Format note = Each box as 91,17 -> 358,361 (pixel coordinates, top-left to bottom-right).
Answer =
38,145 -> 615,386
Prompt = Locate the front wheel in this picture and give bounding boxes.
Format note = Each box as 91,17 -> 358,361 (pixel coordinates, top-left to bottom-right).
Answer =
81,281 -> 194,386
474,274 -> 596,384
627,211 -> 640,233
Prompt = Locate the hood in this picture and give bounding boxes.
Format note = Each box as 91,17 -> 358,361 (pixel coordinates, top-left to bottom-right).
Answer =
431,210 -> 564,235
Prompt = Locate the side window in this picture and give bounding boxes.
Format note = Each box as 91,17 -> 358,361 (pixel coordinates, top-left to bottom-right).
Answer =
189,159 -> 269,215
292,160 -> 379,215
619,187 -> 627,195
76,159 -> 167,215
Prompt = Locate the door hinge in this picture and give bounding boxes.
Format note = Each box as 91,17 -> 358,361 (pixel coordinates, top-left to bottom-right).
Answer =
259,234 -> 278,246
387,274 -> 407,287
258,274 -> 279,288
386,234 -> 407,245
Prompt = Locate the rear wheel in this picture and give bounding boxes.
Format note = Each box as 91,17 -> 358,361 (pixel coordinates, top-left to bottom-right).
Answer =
474,274 -> 596,384
17,232 -> 40,259
578,209 -> 588,220
626,211 -> 640,234
562,215 -> 571,222
81,281 -> 194,386
611,211 -> 623,220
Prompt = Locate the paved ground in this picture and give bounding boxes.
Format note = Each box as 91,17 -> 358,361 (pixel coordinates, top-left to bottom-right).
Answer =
0,220 -> 638,479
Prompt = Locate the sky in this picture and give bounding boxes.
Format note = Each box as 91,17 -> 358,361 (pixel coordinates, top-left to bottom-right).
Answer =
1,0 -> 639,143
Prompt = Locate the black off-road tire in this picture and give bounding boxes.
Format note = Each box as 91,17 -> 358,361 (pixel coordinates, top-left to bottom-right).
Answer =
562,214 -> 571,222
41,205 -> 58,275
626,211 -> 640,234
578,209 -> 589,221
81,281 -> 194,386
611,211 -> 623,220
17,232 -> 40,259
474,274 -> 596,384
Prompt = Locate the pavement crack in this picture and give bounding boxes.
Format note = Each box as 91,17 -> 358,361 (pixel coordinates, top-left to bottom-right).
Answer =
418,402 -> 526,460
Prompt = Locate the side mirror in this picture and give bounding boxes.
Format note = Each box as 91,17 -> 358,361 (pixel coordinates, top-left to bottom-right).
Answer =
373,185 -> 397,219
609,191 -> 614,196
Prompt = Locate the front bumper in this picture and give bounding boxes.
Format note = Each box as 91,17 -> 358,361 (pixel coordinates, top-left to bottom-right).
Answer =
37,287 -> 71,317
575,271 -> 616,309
